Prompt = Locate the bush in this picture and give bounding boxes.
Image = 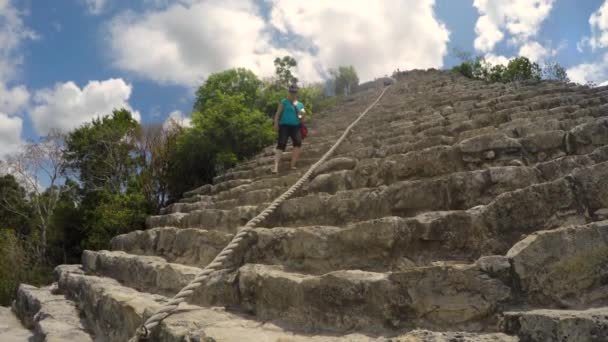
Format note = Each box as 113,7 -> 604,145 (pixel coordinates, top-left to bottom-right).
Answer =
453,55 -> 554,84
0,230 -> 51,305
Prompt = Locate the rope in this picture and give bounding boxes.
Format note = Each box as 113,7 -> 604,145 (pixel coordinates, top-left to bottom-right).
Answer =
130,85 -> 392,341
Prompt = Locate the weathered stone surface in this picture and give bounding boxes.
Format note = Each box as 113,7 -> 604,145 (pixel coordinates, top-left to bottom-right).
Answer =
24,70 -> 608,341
56,265 -> 168,342
313,157 -> 357,177
239,263 -> 510,332
111,227 -> 233,267
82,250 -> 239,307
0,306 -> 33,341
507,221 -> 608,307
459,133 -> 521,154
503,307 -> 608,342
13,284 -> 93,341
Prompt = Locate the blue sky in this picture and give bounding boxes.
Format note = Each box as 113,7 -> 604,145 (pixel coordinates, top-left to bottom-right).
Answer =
1,0 -> 608,157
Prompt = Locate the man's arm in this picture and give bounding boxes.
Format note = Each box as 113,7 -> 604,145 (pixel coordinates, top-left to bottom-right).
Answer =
274,102 -> 283,130
297,103 -> 306,123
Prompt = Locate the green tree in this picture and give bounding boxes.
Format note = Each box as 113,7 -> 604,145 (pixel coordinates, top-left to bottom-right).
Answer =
168,92 -> 274,199
194,68 -> 262,112
63,109 -> 151,251
330,66 -> 359,95
64,109 -> 140,193
47,179 -> 83,264
274,56 -> 298,87
503,57 -> 542,82
543,61 -> 570,82
82,190 -> 149,250
0,174 -> 31,235
0,229 -> 50,305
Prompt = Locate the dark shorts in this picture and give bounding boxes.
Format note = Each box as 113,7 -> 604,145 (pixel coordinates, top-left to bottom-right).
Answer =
277,124 -> 302,150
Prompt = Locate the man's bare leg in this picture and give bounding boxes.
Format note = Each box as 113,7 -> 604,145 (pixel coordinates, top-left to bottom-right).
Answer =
291,147 -> 301,169
272,149 -> 282,173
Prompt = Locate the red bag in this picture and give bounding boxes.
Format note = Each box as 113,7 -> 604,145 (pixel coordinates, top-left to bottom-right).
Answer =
300,123 -> 308,139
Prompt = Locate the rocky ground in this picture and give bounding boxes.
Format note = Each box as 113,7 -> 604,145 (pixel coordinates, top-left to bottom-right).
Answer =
4,70 -> 608,341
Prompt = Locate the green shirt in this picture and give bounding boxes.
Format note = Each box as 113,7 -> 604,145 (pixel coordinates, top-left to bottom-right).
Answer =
279,99 -> 304,126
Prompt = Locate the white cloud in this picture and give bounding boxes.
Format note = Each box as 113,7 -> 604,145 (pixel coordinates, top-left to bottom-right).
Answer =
518,41 -> 559,62
472,0 -> 554,53
106,0 -> 449,85
0,0 -> 37,158
0,82 -> 29,114
484,53 -> 511,66
567,53 -> 608,85
586,1 -> 608,50
268,0 -> 449,81
163,110 -> 191,129
0,111 -> 22,157
83,0 -> 107,15
107,1 -> 282,86
0,0 -> 37,81
30,78 -> 140,135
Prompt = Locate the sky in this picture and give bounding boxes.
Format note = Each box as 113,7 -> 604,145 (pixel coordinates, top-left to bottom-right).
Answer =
1,0 -> 608,158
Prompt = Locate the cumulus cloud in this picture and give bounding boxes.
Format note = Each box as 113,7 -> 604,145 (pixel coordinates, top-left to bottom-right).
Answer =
0,0 -> 38,81
107,1 -> 282,86
163,110 -> 191,129
585,1 -> 608,50
0,111 -> 22,157
0,0 -> 37,157
518,41 -> 560,62
484,53 -> 511,66
567,54 -> 608,85
0,82 -> 28,114
106,0 -> 449,85
30,78 -> 140,135
269,0 -> 449,81
472,0 -> 554,54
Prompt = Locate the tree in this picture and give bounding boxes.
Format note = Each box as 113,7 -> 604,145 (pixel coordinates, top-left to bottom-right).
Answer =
0,229 -> 50,305
63,109 -> 152,251
330,66 -> 359,96
452,53 -> 549,84
274,56 -> 298,87
3,133 -> 69,260
503,57 -> 542,82
543,61 -> 570,82
0,174 -> 31,235
168,92 -> 274,199
194,68 -> 262,112
64,109 -> 140,193
136,122 -> 182,212
47,179 -> 84,264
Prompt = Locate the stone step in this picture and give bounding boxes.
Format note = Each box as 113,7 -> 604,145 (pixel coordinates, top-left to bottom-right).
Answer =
169,119 -> 598,215
153,161 -> 608,236
13,284 -> 94,341
176,114 -> 607,213
111,227 -> 234,267
186,98 -> 603,204
54,264 -> 516,341
226,221 -> 608,333
100,219 -> 608,337
0,306 -> 34,341
207,89 -> 598,187
502,307 -> 608,342
80,250 -> 240,309
227,90 -> 595,178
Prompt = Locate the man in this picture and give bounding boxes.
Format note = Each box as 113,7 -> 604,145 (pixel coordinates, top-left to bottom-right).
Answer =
273,84 -> 305,174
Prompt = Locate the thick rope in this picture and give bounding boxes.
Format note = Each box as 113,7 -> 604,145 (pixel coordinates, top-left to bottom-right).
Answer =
130,85 -> 391,341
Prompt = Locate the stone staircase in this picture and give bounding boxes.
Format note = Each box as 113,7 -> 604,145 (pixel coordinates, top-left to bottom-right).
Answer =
5,69 -> 608,341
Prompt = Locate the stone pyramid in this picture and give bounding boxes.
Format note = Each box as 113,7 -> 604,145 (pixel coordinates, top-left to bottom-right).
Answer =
5,69 -> 608,341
